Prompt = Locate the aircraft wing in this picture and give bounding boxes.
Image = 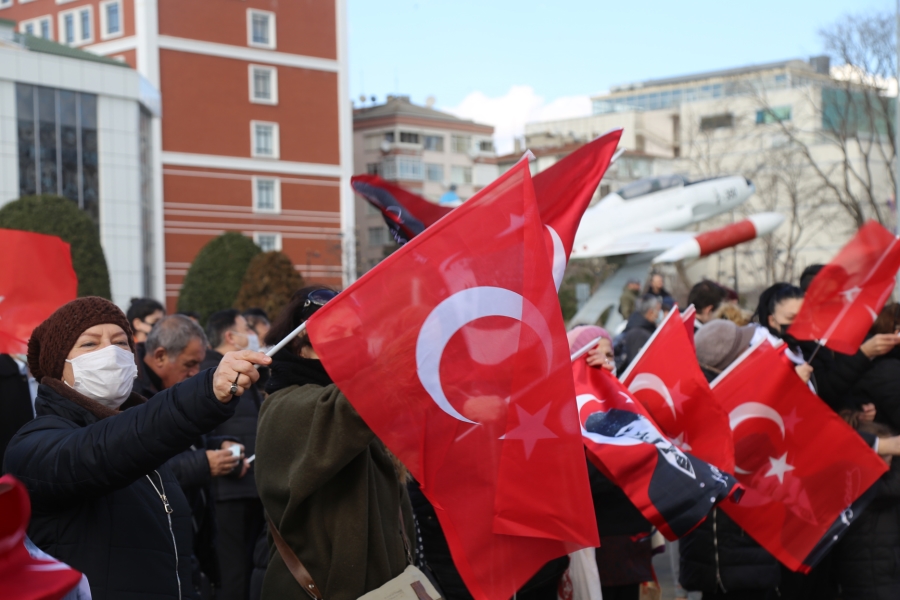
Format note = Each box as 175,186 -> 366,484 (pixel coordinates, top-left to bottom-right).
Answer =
572,231 -> 696,259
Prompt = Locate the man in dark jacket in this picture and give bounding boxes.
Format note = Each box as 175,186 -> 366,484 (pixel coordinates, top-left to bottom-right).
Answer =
615,294 -> 661,372
0,354 -> 35,466
2,296 -> 268,600
204,309 -> 265,600
134,315 -> 243,596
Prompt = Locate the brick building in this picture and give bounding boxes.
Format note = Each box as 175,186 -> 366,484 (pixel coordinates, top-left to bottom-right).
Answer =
1,0 -> 353,311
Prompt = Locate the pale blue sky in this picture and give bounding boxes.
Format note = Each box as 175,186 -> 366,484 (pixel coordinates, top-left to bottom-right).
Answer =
348,0 -> 893,152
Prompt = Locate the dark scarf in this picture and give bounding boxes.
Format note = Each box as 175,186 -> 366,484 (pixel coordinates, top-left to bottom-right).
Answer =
265,349 -> 333,394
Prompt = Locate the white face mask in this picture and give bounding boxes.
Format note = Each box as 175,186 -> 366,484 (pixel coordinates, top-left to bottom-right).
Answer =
246,333 -> 260,353
65,345 -> 138,409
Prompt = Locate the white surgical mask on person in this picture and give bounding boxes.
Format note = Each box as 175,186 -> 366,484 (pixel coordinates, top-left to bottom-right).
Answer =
65,345 -> 137,409
245,332 -> 260,353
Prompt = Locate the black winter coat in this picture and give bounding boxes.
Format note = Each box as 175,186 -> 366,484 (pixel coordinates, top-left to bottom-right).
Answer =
2,369 -> 237,600
835,458 -> 900,600
846,348 -> 900,431
679,507 -> 780,594
616,313 -> 656,372
800,341 -> 872,413
0,354 -> 33,467
202,348 -> 263,501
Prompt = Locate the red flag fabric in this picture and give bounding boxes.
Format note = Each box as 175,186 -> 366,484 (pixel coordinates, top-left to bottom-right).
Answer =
307,160 -> 598,600
532,130 -> 622,286
352,174 -> 452,232
0,229 -> 78,354
620,308 -> 734,473
788,220 -> 900,354
681,305 -> 696,347
712,340 -> 887,572
574,357 -> 740,540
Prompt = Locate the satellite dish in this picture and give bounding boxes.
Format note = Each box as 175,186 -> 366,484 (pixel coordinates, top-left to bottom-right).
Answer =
380,140 -> 392,153
425,95 -> 436,108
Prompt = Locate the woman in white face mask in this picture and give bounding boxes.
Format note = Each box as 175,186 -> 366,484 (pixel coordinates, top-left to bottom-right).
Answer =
3,296 -> 271,600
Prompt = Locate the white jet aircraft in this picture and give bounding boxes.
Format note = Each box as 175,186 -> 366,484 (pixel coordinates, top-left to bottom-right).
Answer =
569,173 -> 783,330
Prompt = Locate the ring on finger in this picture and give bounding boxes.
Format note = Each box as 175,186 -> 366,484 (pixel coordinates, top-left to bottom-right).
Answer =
230,373 -> 240,396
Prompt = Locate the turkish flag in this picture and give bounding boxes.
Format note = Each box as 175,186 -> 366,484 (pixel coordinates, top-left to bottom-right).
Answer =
351,175 -> 453,244
0,229 -> 78,355
574,357 -> 740,540
788,220 -> 900,354
681,305 -> 696,347
620,308 -> 734,473
308,160 -> 598,600
712,340 -> 887,572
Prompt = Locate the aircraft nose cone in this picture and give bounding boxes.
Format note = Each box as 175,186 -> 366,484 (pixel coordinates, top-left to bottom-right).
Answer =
745,178 -> 755,194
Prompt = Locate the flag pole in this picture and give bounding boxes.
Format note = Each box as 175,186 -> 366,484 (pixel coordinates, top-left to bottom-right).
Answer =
266,322 -> 308,357
807,340 -> 825,364
570,336 -> 604,362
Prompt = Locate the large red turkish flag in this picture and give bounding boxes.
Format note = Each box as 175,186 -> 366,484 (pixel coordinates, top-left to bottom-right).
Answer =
0,229 -> 78,354
620,308 -> 734,473
574,357 -> 740,540
711,340 -> 887,572
789,221 -> 900,355
307,160 -> 598,600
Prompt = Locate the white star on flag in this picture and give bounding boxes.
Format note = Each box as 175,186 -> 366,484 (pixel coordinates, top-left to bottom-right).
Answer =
765,452 -> 795,484
501,403 -> 557,459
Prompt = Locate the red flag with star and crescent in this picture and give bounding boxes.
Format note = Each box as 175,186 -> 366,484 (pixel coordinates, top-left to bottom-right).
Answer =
788,220 -> 900,355
573,356 -> 741,540
620,307 -> 734,473
711,339 -> 887,572
307,160 -> 598,600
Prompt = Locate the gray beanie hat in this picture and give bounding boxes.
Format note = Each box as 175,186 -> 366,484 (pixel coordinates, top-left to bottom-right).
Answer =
695,320 -> 755,372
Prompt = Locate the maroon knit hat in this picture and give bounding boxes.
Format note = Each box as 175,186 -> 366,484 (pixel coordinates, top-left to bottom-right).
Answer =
27,297 -> 135,381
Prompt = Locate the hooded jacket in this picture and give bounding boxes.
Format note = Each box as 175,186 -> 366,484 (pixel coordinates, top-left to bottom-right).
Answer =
255,352 -> 414,600
2,369 -> 237,600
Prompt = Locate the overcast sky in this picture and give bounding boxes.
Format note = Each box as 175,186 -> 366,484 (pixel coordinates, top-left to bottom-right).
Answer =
348,0 -> 893,152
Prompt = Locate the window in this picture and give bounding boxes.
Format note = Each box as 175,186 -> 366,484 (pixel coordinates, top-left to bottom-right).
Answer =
247,9 -> 276,49
100,1 -> 122,40
451,135 -> 470,154
0,0 -> 11,9
756,106 -> 792,125
248,65 -> 278,105
251,121 -> 279,158
381,156 -> 422,181
368,227 -> 388,247
254,232 -> 282,252
366,162 -> 381,175
19,16 -> 53,40
383,131 -> 395,143
399,131 -> 420,144
425,163 -> 444,182
478,140 -> 494,152
252,177 -> 280,213
450,166 -> 472,185
16,84 -> 99,222
423,135 -> 444,151
699,113 -> 734,131
58,6 -> 92,46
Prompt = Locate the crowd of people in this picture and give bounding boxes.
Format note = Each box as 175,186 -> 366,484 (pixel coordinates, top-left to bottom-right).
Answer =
2,265 -> 900,600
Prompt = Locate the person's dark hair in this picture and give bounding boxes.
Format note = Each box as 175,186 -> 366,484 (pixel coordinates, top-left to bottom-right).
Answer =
243,307 -> 270,332
265,285 -> 337,353
799,264 -> 824,293
754,282 -> 804,335
687,280 -> 727,313
126,297 -> 165,325
871,303 -> 900,336
206,309 -> 241,349
146,315 -> 209,356
661,296 -> 675,312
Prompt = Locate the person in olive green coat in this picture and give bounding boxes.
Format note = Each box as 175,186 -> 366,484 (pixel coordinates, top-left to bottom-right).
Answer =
255,287 -> 415,600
